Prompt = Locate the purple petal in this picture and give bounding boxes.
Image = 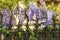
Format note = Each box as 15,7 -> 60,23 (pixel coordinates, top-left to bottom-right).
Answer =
28,10 -> 34,21
2,9 -> 11,28
46,11 -> 54,25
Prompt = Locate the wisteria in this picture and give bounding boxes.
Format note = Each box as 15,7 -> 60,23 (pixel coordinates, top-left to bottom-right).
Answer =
2,8 -> 11,28
28,9 -> 35,21
28,0 -> 48,21
19,9 -> 26,24
17,1 -> 26,25
28,3 -> 41,21
39,8 -> 47,20
46,11 -> 55,25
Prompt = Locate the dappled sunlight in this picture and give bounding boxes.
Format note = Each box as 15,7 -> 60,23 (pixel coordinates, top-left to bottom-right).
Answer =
14,14 -> 20,25
29,26 -> 35,31
28,21 -> 35,25
12,26 -> 18,30
18,1 -> 26,9
20,25 -> 26,31
22,19 -> 27,25
33,14 -> 36,20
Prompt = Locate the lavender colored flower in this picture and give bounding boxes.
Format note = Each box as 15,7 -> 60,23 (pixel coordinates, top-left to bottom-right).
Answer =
29,3 -> 37,10
2,9 -> 11,28
28,2 -> 47,21
28,3 -> 41,21
39,0 -> 47,14
28,9 -> 34,21
5,17 -> 10,24
19,9 -> 26,24
46,11 -> 54,25
38,9 -> 43,20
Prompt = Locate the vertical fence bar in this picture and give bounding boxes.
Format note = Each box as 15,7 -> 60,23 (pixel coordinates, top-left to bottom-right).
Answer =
35,18 -> 39,40
18,24 -> 22,40
0,31 -> 1,40
26,23 -> 29,40
25,10 -> 29,40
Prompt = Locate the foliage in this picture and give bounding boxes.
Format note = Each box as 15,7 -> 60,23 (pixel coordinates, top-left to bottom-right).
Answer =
0,27 -> 10,34
0,0 -> 17,11
47,25 -> 54,30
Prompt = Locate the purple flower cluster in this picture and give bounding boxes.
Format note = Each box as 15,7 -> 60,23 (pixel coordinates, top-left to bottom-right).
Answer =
19,9 -> 25,24
46,11 -> 54,25
2,9 -> 11,27
28,3 -> 42,21
28,2 -> 54,26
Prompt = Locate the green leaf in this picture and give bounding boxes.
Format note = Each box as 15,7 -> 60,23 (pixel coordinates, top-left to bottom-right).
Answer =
18,32 -> 22,38
48,25 -> 54,30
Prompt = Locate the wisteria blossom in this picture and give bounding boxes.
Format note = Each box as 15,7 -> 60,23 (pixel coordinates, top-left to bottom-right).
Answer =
2,8 -> 11,28
18,3 -> 26,24
46,11 -> 55,25
13,4 -> 26,25
28,1 -> 47,21
19,9 -> 26,24
28,3 -> 40,21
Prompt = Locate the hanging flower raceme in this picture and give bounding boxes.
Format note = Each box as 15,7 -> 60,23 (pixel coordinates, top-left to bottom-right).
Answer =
17,1 -> 26,25
2,8 -> 11,28
28,9 -> 35,21
39,8 -> 45,20
39,0 -> 47,14
19,9 -> 26,25
28,3 -> 41,21
46,11 -> 55,25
